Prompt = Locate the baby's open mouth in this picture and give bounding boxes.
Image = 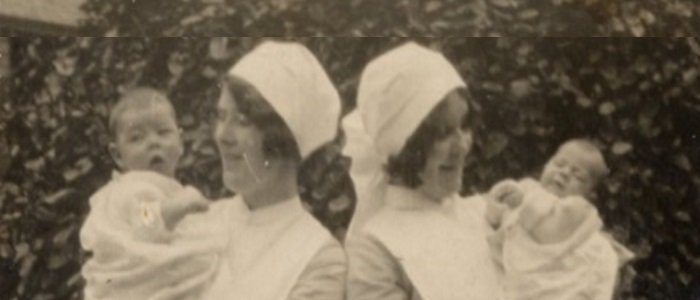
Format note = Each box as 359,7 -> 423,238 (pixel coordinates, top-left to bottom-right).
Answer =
149,156 -> 165,168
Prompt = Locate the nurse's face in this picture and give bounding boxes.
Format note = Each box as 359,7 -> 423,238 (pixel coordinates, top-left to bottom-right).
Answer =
214,86 -> 273,194
417,91 -> 472,201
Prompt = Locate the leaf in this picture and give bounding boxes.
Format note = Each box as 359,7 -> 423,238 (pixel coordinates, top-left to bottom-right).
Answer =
63,158 -> 94,182
168,53 -> 186,76
624,16 -> 645,37
672,154 -> 692,171
47,254 -> 67,270
43,189 -> 75,205
489,0 -> 514,8
482,81 -> 505,93
14,243 -> 29,260
598,102 -> 616,115
483,132 -> 509,159
328,195 -> 351,213
687,38 -> 700,57
639,9 -> 656,24
52,227 -> 74,246
575,96 -> 593,108
509,78 -> 531,99
682,68 -> 699,85
209,38 -> 231,61
104,28 -> 119,37
612,141 -> 633,155
674,211 -> 691,223
53,56 -> 77,76
425,1 -> 442,13
202,66 -> 218,78
180,14 -> 206,26
24,157 -> 45,172
518,9 -> 539,20
19,253 -> 36,278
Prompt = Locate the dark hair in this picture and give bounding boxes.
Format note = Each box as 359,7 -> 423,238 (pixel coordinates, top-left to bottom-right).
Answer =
386,88 -> 476,188
223,75 -> 302,163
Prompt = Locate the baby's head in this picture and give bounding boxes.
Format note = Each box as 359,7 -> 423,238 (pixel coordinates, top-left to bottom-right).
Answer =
540,139 -> 608,198
108,87 -> 183,178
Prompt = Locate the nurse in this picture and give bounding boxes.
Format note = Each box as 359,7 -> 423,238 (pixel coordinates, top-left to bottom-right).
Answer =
344,42 -> 501,300
204,40 -> 345,300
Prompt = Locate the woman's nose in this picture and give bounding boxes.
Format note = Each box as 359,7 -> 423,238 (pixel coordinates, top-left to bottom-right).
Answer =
147,132 -> 163,149
454,130 -> 473,153
214,123 -> 237,147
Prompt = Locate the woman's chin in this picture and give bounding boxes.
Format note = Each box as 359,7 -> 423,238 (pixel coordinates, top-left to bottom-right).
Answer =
223,173 -> 249,192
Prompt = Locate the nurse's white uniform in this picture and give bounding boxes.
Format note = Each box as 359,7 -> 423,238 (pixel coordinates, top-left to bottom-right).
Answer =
343,42 -> 502,300
347,187 -> 500,300
203,196 -> 345,300
204,40 -> 346,300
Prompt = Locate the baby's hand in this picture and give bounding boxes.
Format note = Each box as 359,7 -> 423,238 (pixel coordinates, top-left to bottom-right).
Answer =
489,179 -> 524,209
485,179 -> 523,228
161,187 -> 209,230
180,194 -> 209,214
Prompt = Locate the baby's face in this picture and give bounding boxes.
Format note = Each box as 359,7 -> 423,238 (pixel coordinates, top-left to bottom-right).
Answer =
540,144 -> 598,198
111,103 -> 182,178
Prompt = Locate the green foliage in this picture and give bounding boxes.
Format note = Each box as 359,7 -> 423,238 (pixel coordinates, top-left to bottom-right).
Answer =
1,37 -> 382,300
450,38 -> 700,299
77,0 -> 699,36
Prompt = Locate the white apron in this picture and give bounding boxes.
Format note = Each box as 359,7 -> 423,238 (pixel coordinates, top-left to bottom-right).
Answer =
203,196 -> 330,300
363,186 -> 501,300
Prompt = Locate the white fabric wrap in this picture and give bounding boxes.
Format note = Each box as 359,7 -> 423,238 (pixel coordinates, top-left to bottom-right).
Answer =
202,197 -> 331,300
80,171 -> 226,300
344,42 -> 466,236
229,40 -> 341,159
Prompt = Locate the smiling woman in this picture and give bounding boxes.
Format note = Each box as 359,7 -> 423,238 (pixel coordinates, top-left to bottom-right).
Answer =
386,89 -> 474,200
214,76 -> 300,201
344,42 -> 500,300
201,40 -> 346,300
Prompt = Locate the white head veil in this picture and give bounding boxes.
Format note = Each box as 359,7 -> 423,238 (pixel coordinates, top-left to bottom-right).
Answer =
344,42 -> 466,237
229,40 -> 341,159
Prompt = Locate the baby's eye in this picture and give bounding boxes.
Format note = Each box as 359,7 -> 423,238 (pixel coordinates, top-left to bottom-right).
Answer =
573,171 -> 588,181
128,132 -> 144,143
158,128 -> 174,136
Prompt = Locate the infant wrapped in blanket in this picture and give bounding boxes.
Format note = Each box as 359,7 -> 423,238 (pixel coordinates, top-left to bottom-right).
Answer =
485,139 -> 635,300
80,88 -> 226,300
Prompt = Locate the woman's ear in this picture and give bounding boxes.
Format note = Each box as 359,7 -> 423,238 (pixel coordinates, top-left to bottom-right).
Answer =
108,142 -> 124,170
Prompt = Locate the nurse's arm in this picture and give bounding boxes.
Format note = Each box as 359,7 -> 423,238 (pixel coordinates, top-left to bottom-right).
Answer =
346,232 -> 415,300
288,239 -> 347,300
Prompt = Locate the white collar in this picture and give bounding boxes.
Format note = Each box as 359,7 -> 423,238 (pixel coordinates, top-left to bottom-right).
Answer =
240,196 -> 306,226
385,185 -> 457,214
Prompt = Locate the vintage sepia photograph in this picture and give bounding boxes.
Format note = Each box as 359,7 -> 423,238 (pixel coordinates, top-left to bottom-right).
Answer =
0,1 -> 699,300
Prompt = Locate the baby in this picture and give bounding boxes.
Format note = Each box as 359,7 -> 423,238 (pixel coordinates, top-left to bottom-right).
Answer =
485,139 -> 634,300
80,88 -> 222,300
